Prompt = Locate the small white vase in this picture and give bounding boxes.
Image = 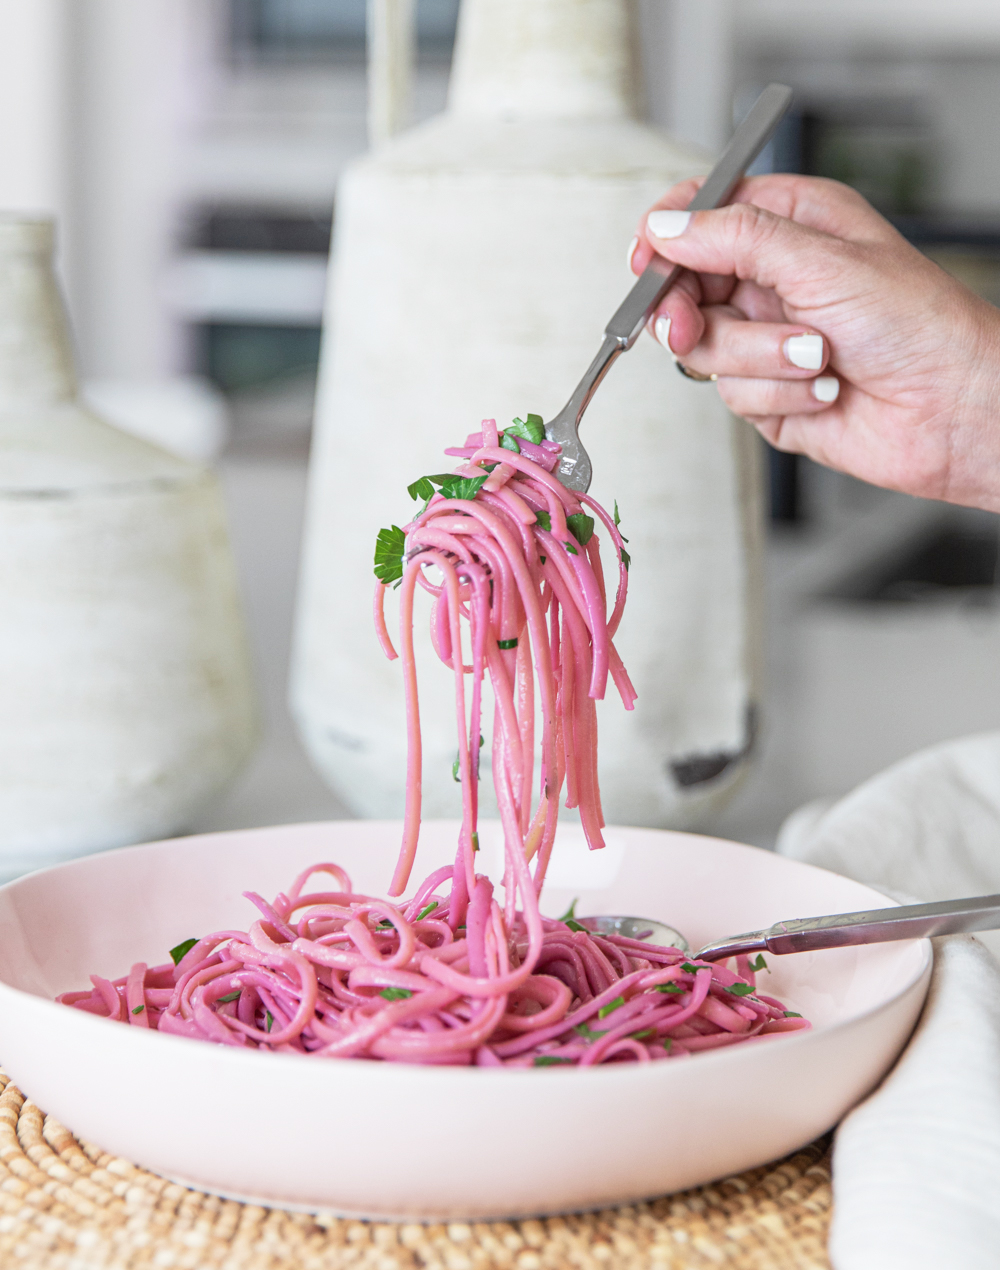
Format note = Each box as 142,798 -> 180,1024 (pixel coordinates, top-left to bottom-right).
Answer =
0,217 -> 258,877
292,0 -> 763,829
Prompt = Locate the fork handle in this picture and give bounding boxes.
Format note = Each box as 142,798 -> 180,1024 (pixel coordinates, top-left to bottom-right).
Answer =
604,82 -> 793,350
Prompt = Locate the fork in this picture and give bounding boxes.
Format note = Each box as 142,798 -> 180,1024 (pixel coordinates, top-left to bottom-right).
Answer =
546,82 -> 794,494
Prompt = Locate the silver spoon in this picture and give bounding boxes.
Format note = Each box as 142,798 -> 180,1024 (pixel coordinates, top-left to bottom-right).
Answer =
545,82 -> 793,494
578,892 -> 1000,962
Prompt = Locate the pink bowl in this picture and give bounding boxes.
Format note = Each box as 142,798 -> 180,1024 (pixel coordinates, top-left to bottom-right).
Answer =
0,820 -> 930,1219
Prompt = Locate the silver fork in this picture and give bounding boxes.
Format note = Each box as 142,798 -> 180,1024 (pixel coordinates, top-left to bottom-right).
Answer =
546,82 -> 794,494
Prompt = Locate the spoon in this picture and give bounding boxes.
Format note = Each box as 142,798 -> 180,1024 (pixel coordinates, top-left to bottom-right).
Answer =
545,81 -> 793,494
578,892 -> 1000,962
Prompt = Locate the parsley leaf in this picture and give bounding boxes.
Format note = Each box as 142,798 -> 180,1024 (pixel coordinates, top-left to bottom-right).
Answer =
573,1022 -> 608,1041
377,917 -> 395,928
620,546 -> 631,572
631,1028 -> 654,1040
564,541 -> 578,556
656,983 -> 684,994
500,432 -> 521,454
509,414 -> 545,445
169,938 -> 198,966
750,953 -> 768,973
380,987 -> 413,1001
497,637 -> 518,650
416,902 -> 438,921
471,831 -> 480,852
533,1055 -> 574,1067
407,476 -> 436,502
535,510 -> 552,532
265,1011 -> 274,1032
663,1037 -> 672,1054
598,995 -> 625,1019
613,500 -> 629,542
558,898 -> 579,921
218,991 -> 241,1004
452,756 -> 461,782
783,1011 -> 803,1018
374,524 -> 406,585
680,962 -> 701,974
566,513 -> 595,546
724,983 -> 755,997
131,1004 -> 145,1015
565,919 -> 589,934
438,474 -> 488,501
540,555 -> 547,564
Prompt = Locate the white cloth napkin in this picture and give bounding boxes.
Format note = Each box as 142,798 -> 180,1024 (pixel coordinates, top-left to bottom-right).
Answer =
777,731 -> 1000,1269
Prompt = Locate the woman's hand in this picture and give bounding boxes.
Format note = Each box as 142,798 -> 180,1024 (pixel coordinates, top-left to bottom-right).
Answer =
631,174 -> 1000,512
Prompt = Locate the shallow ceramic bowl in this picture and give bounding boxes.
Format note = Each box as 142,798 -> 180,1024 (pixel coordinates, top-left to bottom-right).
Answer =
0,821 -> 930,1220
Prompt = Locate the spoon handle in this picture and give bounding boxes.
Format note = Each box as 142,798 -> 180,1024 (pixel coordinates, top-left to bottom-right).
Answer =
695,892 -> 1000,962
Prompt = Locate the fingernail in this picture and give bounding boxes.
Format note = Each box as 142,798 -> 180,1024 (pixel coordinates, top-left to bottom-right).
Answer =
654,315 -> 673,353
647,209 -> 691,239
784,333 -> 824,370
812,376 -> 840,403
626,236 -> 639,272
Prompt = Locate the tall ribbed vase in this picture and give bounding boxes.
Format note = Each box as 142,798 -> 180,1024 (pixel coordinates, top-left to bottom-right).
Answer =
292,0 -> 763,829
0,218 -> 258,877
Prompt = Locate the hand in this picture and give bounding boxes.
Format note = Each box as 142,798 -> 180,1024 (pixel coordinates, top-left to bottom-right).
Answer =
630,174 -> 1000,512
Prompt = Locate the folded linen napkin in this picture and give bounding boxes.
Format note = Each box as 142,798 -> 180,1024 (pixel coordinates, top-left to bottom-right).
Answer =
777,732 -> 1000,1270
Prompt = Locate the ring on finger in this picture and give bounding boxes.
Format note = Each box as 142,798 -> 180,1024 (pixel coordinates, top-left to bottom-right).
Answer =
675,361 -> 717,383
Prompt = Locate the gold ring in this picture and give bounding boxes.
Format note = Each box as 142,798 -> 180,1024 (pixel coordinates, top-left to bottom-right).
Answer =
675,361 -> 717,383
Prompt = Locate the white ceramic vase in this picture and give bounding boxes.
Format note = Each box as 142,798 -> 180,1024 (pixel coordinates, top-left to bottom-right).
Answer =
292,0 -> 763,829
0,217 -> 257,877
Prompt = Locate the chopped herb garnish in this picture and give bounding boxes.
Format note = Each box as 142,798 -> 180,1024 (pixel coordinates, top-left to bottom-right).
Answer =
265,1011 -> 274,1032
539,555 -> 547,565
573,1022 -> 608,1041
131,1004 -> 145,1015
598,995 -> 625,1019
680,962 -> 701,974
508,414 -> 545,445
415,902 -> 438,921
452,756 -> 461,782
750,953 -> 768,973
656,983 -> 684,994
566,513 -> 595,546
374,524 -> 406,585
533,1055 -> 574,1067
218,991 -> 241,1004
497,637 -> 518,650
169,938 -> 198,966
377,917 -> 395,928
783,1011 -> 802,1018
407,476 -> 436,502
565,919 -> 589,934
558,898 -> 579,922
535,510 -> 552,532
613,500 -> 629,542
724,983 -> 755,997
471,831 -> 480,852
438,474 -> 488,501
663,1037 -> 672,1054
500,432 -> 521,454
620,546 -> 631,572
564,541 -> 578,556
631,1028 -> 654,1040
380,987 -> 413,1001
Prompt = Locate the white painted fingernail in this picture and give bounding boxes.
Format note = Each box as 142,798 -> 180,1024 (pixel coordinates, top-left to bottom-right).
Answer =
812,376 -> 840,403
626,236 -> 639,272
654,315 -> 673,353
784,333 -> 824,370
647,209 -> 691,239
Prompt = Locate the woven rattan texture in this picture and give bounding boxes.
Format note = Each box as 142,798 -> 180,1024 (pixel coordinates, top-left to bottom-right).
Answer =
0,1071 -> 831,1269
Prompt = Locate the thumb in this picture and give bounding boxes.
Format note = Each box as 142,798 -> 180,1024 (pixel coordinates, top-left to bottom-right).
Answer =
645,203 -> 849,302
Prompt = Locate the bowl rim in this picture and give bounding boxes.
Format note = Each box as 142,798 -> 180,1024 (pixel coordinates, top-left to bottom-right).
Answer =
0,821 -> 934,1087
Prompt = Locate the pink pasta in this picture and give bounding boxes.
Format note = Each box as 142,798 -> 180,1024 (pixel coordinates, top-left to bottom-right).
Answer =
59,419 -> 808,1063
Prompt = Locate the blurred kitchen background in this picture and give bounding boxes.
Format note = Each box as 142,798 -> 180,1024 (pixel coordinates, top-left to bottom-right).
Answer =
5,0 -> 1000,848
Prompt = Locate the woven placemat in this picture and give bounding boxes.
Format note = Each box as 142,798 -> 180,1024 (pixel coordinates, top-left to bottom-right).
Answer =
0,1070 -> 831,1269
